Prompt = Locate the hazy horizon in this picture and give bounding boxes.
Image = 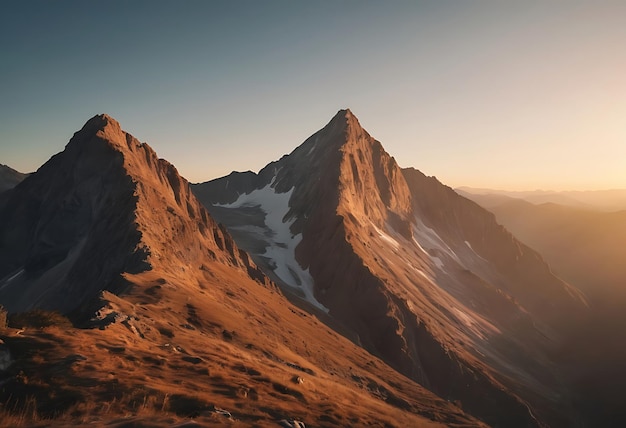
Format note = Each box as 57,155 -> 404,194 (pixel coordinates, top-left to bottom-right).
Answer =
2,1 -> 625,191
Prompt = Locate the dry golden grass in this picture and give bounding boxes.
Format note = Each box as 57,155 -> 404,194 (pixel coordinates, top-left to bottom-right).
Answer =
0,261 -> 483,427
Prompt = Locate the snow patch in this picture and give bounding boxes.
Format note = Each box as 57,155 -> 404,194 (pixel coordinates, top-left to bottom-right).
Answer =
372,221 -> 446,279
371,223 -> 400,250
5,269 -> 24,283
465,240 -> 488,262
0,268 -> 25,292
412,218 -> 460,263
452,308 -> 482,337
431,256 -> 444,269
216,179 -> 328,312
306,136 -> 319,156
452,307 -> 498,340
229,225 -> 268,235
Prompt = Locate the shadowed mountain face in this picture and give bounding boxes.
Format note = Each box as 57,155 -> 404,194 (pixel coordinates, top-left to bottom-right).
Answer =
0,115 -> 264,314
194,109 -> 589,427
0,115 -> 483,427
0,164 -> 28,194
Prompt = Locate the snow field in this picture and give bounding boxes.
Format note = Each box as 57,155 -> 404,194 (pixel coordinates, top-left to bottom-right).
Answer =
216,179 -> 329,312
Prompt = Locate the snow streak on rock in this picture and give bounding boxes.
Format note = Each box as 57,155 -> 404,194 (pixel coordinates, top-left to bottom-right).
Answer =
216,178 -> 328,312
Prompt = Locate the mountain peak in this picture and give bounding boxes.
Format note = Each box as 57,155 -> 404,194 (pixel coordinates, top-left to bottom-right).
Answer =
68,113 -> 130,152
343,107 -> 358,122
294,108 -> 369,159
329,108 -> 362,130
334,107 -> 353,118
80,113 -> 121,134
0,114 -> 269,314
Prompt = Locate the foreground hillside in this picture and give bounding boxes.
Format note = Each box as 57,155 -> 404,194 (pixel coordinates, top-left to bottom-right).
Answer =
0,115 -> 480,427
2,277 -> 475,427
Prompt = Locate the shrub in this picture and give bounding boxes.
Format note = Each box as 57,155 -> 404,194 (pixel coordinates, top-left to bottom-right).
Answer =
9,310 -> 73,329
0,305 -> 7,330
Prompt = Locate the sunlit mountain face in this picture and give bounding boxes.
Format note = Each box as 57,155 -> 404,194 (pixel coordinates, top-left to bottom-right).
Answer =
0,111 -> 624,427
194,110 -> 593,427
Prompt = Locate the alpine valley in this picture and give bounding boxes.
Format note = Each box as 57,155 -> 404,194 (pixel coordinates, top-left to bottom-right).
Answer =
0,110 -> 621,427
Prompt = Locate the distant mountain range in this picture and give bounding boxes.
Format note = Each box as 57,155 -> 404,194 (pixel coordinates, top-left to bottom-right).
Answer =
0,111 -> 623,426
457,187 -> 626,212
460,187 -> 626,424
460,188 -> 626,302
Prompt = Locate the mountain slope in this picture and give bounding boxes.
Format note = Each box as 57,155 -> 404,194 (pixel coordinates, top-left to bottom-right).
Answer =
461,190 -> 626,425
459,197 -> 626,301
0,114 -> 481,427
0,164 -> 28,193
194,109 -> 588,427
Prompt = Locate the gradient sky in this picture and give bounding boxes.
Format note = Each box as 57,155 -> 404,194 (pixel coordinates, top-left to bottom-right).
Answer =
1,1 -> 625,190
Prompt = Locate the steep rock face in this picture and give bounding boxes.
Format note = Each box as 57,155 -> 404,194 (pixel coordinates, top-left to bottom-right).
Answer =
401,168 -> 586,330
194,109 -> 588,427
0,164 -> 28,194
0,115 -> 264,314
193,110 -> 414,307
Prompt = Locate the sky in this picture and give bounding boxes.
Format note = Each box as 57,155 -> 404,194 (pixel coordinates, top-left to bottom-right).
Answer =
1,1 -> 625,190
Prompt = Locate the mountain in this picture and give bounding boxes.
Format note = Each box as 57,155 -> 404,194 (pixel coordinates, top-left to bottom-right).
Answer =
193,109 -> 588,427
457,187 -> 626,212
460,197 -> 626,301
461,192 -> 626,425
0,114 -> 265,314
0,164 -> 28,193
0,114 -> 482,427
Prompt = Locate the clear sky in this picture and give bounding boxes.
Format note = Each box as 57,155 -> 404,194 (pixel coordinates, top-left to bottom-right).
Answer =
1,1 -> 624,190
